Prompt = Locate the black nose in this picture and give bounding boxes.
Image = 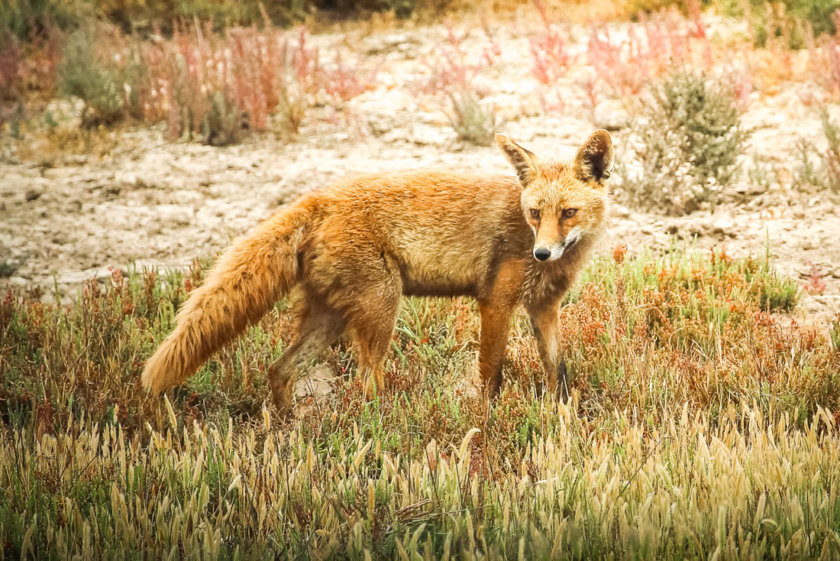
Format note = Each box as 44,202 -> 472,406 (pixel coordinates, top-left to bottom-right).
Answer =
534,248 -> 550,261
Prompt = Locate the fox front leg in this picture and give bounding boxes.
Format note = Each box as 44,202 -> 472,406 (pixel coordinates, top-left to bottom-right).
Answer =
527,299 -> 568,399
477,259 -> 527,400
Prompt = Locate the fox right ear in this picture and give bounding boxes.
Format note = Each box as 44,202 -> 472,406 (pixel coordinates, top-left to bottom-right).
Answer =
495,134 -> 540,186
573,129 -> 614,185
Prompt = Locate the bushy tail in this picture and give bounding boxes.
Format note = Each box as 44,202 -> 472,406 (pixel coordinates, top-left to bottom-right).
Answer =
141,205 -> 309,395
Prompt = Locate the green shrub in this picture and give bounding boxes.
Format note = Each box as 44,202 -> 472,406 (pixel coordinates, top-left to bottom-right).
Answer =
716,0 -> 840,47
202,90 -> 245,146
621,70 -> 747,214
794,108 -> 840,192
58,25 -> 143,127
446,89 -> 499,146
0,0 -> 84,41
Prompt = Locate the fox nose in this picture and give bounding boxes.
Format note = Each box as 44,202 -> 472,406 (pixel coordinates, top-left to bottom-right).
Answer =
533,248 -> 550,261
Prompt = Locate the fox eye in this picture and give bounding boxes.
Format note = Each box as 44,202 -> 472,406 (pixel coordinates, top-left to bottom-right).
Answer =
562,208 -> 578,219
529,209 -> 541,220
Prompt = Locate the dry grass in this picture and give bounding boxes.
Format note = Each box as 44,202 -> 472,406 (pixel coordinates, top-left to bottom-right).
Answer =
1,247 -> 838,558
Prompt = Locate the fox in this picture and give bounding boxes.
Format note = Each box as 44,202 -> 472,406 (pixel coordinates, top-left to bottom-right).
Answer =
141,130 -> 614,414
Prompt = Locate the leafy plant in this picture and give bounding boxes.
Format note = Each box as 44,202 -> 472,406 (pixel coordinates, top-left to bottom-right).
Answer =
735,0 -> 840,46
794,107 -> 840,192
621,70 -> 748,214
58,25 -> 142,127
446,89 -> 499,146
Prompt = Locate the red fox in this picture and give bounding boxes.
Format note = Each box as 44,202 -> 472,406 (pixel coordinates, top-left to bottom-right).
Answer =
141,130 -> 614,413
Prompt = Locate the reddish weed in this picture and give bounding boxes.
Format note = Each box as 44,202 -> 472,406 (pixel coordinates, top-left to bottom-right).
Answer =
587,9 -> 710,96
530,0 -> 572,85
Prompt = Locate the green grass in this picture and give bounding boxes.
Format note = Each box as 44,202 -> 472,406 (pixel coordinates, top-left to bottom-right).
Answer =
1,247 -> 839,559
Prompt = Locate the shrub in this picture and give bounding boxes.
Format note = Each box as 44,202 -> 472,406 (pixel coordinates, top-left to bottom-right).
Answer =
446,89 -> 499,146
751,0 -> 838,43
0,30 -> 22,110
587,8 -> 711,97
53,21 -> 372,144
794,108 -> 840,192
810,12 -> 840,97
0,0 -> 83,42
58,25 -> 142,127
1,16 -> 63,126
621,70 -> 747,214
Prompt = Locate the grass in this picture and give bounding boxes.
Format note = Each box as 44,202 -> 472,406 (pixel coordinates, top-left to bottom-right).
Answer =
1,245 -> 838,558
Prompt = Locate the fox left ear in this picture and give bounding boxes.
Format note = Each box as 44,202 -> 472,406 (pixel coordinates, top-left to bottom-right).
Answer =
496,133 -> 541,186
573,130 -> 614,185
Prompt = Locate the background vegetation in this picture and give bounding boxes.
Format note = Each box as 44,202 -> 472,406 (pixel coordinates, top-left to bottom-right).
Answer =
4,0 -> 840,147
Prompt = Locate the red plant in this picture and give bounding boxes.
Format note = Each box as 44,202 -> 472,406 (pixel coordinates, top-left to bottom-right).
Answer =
320,50 -> 373,101
810,11 -> 840,98
131,23 -> 373,141
422,20 -> 498,96
423,22 -> 476,94
530,0 -> 572,85
587,9 -> 711,96
804,262 -> 826,295
0,31 -> 21,101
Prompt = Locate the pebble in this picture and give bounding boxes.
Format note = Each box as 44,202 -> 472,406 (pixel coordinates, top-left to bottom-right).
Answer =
711,217 -> 734,236
611,204 -> 631,218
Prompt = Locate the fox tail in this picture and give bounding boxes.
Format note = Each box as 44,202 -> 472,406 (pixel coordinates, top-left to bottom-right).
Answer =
141,205 -> 308,395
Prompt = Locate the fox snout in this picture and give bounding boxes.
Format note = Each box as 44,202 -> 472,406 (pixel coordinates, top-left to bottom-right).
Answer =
532,243 -> 567,262
534,247 -> 551,261
532,227 -> 582,263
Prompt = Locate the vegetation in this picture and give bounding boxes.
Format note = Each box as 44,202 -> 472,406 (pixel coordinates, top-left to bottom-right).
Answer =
1,247 -> 837,558
2,0 -> 839,557
718,0 -> 840,46
621,71 -> 748,214
795,108 -> 840,193
445,89 -> 499,146
47,22 -> 369,143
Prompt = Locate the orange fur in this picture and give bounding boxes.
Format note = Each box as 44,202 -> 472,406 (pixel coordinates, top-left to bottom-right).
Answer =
141,131 -> 614,411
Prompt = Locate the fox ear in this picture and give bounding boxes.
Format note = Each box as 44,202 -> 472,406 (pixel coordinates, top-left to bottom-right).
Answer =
495,133 -> 540,186
573,130 -> 614,185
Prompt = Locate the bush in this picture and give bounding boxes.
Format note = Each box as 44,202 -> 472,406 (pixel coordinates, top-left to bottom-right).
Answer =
718,0 -> 840,47
58,25 -> 142,127
794,108 -> 840,192
621,70 -> 747,214
0,0 -> 83,42
446,89 -> 499,146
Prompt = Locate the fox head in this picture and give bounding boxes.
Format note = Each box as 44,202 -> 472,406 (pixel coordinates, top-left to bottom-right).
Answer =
496,130 -> 614,263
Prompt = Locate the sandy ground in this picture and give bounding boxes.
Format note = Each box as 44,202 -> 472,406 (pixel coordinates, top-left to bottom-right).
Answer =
1,16 -> 838,332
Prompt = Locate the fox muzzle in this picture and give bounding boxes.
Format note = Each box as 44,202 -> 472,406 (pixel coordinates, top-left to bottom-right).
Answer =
533,247 -> 551,261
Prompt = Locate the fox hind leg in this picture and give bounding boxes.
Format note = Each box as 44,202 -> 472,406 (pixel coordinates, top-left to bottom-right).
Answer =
346,285 -> 400,400
306,236 -> 402,402
268,300 -> 345,415
338,263 -> 401,400
352,311 -> 398,400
